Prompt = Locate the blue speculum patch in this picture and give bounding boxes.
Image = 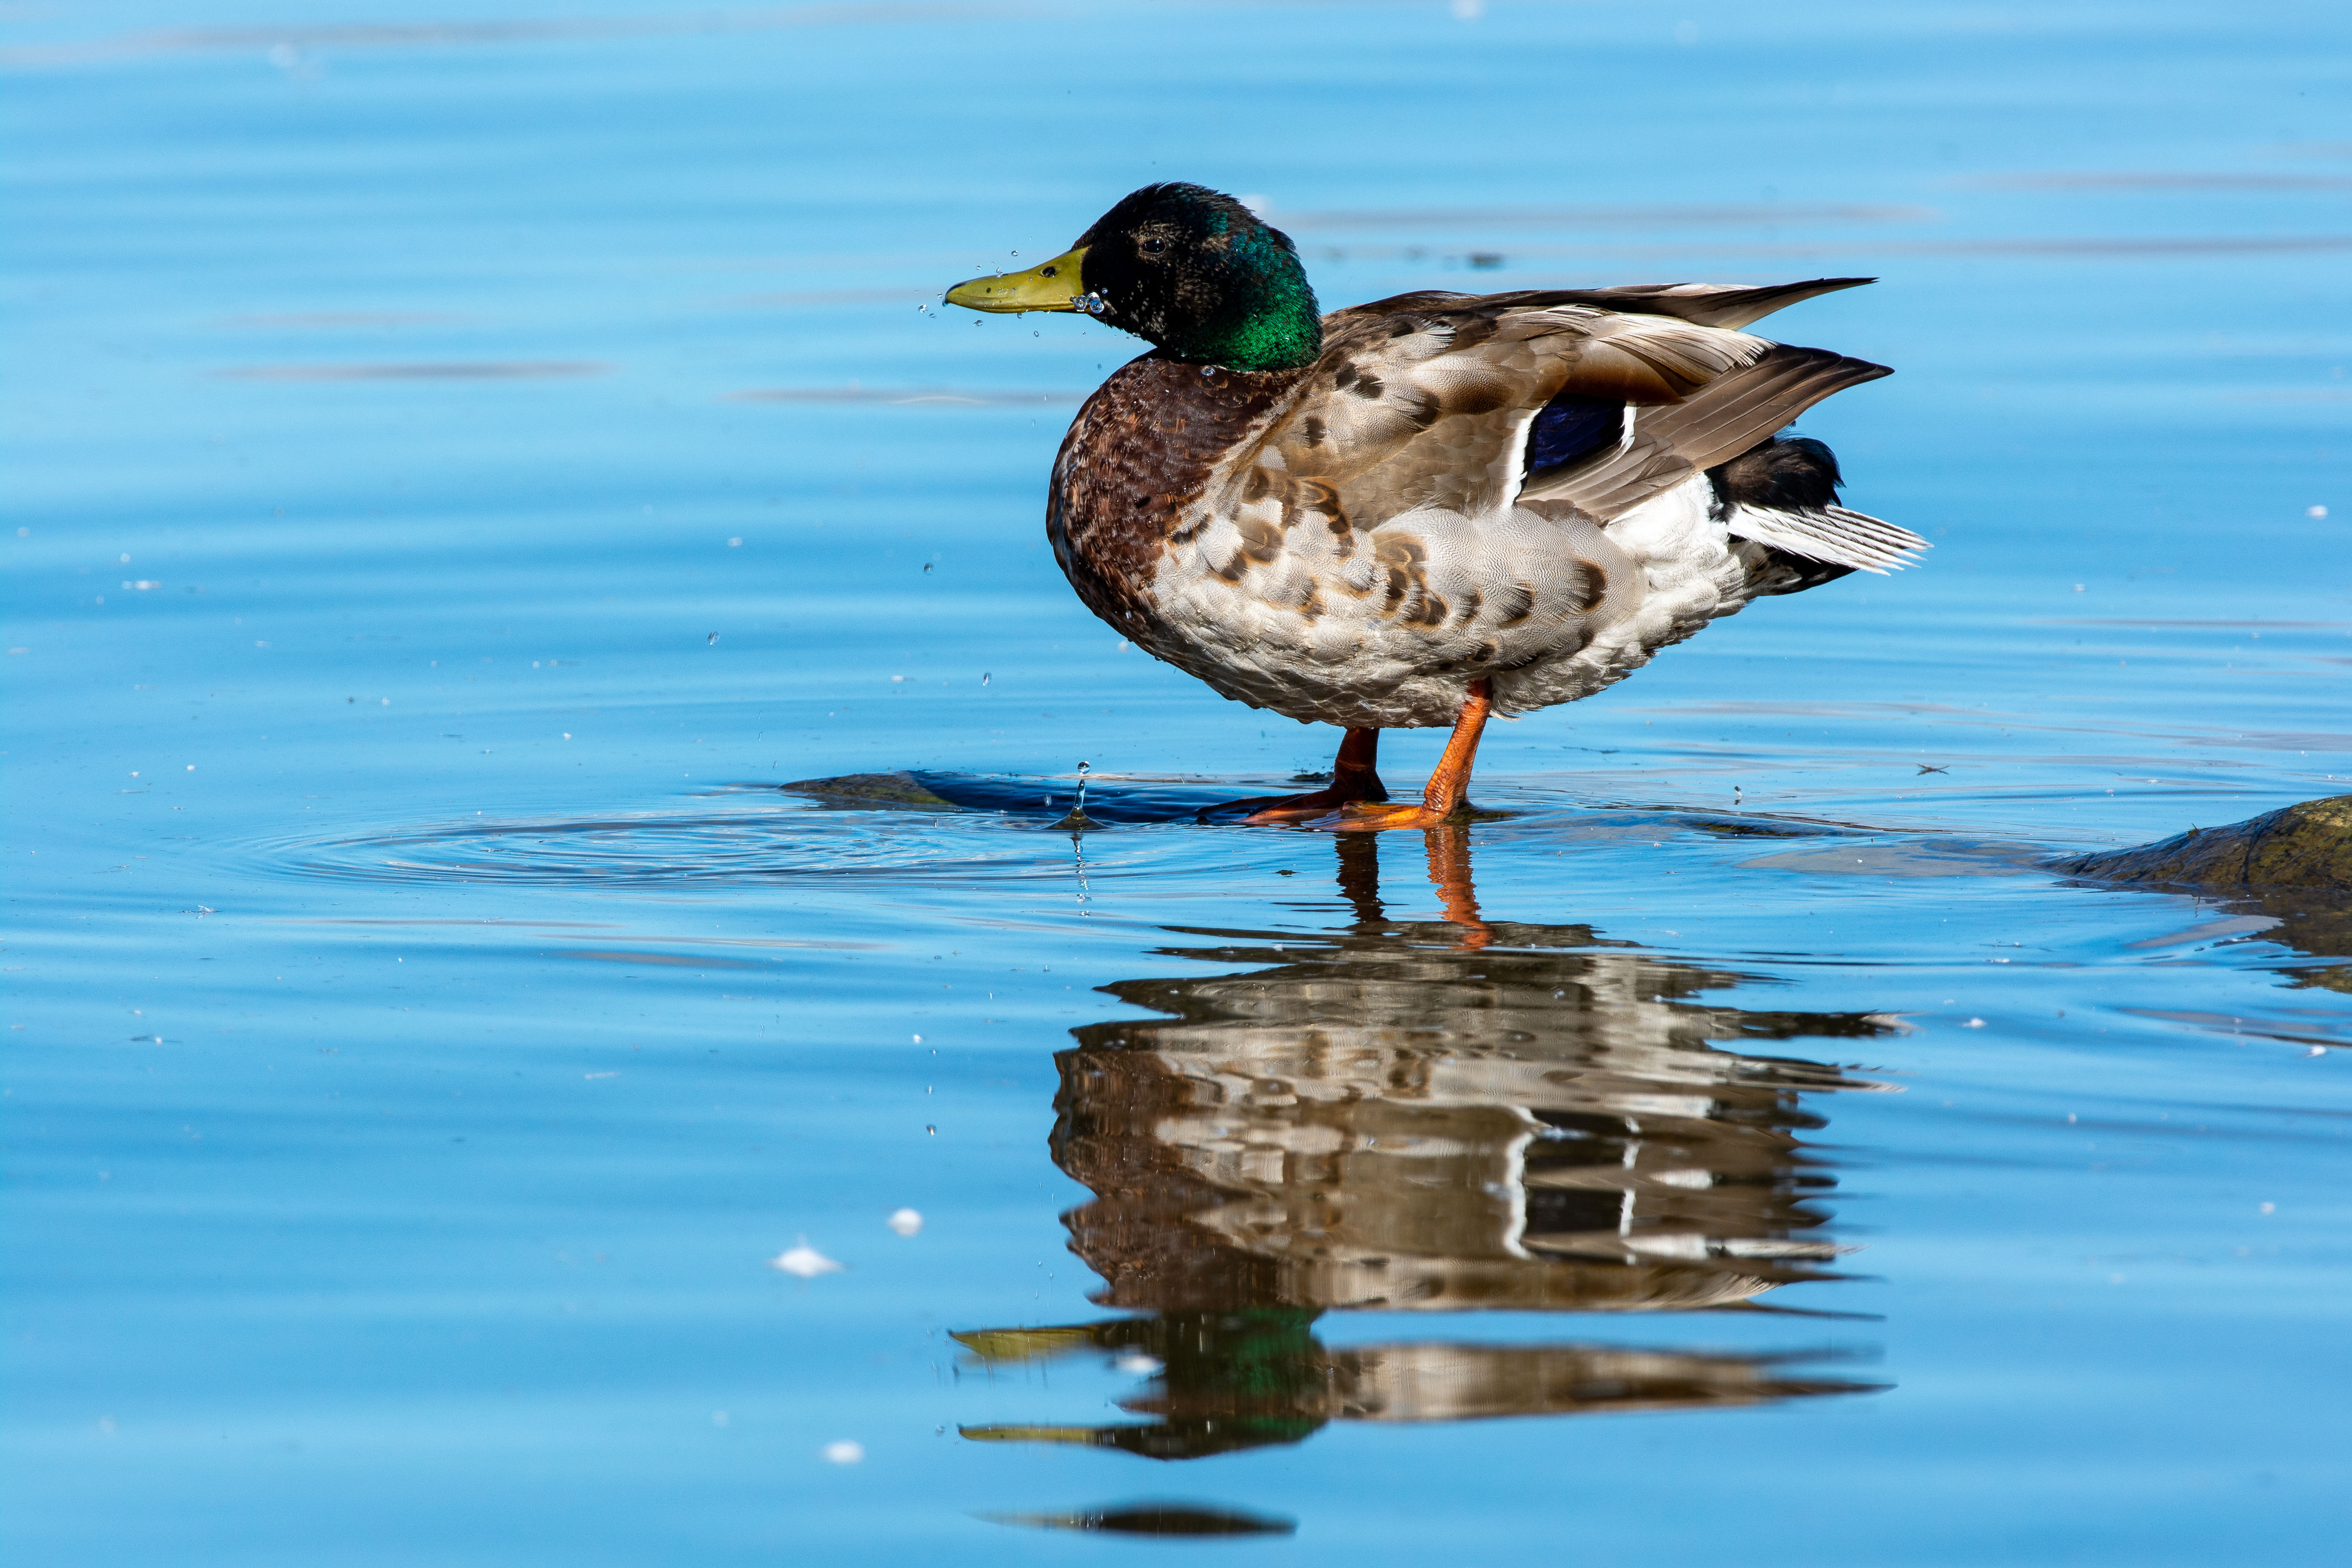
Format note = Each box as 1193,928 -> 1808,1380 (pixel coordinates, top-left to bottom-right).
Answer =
1523,391 -> 1625,474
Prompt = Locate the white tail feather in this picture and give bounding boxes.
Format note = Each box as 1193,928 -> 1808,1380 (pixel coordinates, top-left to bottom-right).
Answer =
1724,504 -> 1928,575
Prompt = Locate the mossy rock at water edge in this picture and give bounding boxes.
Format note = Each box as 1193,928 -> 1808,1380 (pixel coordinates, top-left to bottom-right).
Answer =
2058,795 -> 2352,992
2056,795 -> 2352,891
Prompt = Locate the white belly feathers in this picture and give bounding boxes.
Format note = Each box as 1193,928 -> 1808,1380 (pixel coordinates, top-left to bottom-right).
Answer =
1135,473 -> 1750,729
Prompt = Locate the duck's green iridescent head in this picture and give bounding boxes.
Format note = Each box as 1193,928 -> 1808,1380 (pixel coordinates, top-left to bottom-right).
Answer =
945,183 -> 1323,372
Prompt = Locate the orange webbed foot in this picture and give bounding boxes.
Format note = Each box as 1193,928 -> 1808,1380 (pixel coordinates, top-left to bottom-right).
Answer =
1198,782 -> 1385,825
1319,800 -> 1473,833
1199,726 -> 1387,825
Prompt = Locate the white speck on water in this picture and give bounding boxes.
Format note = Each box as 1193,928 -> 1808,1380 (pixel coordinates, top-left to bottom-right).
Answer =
887,1208 -> 922,1236
711,1410 -> 730,1426
2307,1045 -> 2328,1057
2309,505 -> 2329,518
1963,1018 -> 1986,1028
769,1238 -> 842,1278
890,675 -> 905,682
911,1034 -> 922,1043
727,537 -> 742,547
2260,1202 -> 2276,1214
821,1440 -> 863,1464
1114,1353 -> 1164,1376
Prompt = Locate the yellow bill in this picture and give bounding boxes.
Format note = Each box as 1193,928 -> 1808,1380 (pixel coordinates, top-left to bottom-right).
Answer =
956,1423 -> 1102,1446
944,247 -> 1089,313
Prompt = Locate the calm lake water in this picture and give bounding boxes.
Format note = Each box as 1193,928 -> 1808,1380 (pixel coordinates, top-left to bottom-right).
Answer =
5,1 -> 2350,1561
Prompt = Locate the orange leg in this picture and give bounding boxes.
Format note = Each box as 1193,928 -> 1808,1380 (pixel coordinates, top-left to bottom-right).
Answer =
1327,678 -> 1492,832
1202,726 -> 1389,823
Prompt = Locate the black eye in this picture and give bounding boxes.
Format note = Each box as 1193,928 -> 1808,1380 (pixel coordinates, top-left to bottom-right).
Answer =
1140,238 -> 1166,255
1039,264 -> 1057,278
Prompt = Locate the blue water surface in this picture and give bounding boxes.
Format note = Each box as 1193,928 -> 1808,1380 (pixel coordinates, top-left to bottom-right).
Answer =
4,1 -> 2350,1562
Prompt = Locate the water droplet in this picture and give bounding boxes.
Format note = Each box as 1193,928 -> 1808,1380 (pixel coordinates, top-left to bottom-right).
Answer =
821,1440 -> 864,1464
706,632 -> 719,645
980,672 -> 991,685
887,1208 -> 923,1237
768,1237 -> 842,1278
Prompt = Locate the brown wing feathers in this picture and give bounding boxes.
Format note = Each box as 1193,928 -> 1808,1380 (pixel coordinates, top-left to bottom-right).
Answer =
1341,278 -> 1874,331
1520,345 -> 1891,522
1477,278 -> 1876,329
1236,283 -> 1884,536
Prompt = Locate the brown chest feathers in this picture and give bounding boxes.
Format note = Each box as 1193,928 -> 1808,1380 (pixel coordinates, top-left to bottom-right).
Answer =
1048,357 -> 1306,637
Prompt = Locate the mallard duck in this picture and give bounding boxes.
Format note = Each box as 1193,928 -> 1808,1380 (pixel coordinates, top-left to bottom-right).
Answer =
946,183 -> 1924,829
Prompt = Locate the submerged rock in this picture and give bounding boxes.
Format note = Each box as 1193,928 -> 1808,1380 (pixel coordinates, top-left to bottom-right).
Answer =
2056,794 -> 2351,891
2058,795 -> 2352,992
779,770 -> 960,809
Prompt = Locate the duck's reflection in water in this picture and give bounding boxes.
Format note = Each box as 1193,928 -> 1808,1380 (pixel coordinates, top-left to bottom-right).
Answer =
959,830 -> 1894,1458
